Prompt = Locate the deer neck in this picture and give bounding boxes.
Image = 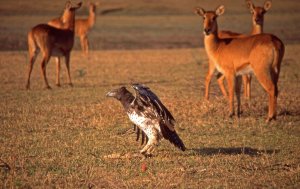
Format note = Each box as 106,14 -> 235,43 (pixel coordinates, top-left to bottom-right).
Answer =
61,11 -> 76,31
251,23 -> 263,35
88,10 -> 96,28
204,31 -> 220,58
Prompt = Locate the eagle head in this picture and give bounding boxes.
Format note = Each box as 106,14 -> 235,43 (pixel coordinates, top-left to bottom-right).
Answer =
106,86 -> 131,101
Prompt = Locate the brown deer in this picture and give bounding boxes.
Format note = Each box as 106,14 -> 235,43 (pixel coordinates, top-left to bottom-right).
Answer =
75,2 -> 97,55
47,3 -> 96,86
205,0 -> 272,100
195,5 -> 284,122
26,1 -> 82,89
48,2 -> 97,55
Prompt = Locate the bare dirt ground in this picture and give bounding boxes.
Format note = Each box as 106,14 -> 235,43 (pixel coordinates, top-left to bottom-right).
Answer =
0,0 -> 300,188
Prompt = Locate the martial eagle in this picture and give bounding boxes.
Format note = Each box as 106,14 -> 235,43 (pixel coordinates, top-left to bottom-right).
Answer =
106,84 -> 186,156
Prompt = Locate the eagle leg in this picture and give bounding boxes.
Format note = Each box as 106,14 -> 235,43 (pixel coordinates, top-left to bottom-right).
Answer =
140,142 -> 151,155
145,134 -> 149,144
147,145 -> 156,154
141,131 -> 150,146
140,135 -> 159,156
141,131 -> 145,145
134,126 -> 150,146
136,127 -> 140,141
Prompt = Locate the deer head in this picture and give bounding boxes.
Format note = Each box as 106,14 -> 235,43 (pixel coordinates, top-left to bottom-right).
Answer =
194,5 -> 225,36
61,1 -> 82,27
246,0 -> 272,26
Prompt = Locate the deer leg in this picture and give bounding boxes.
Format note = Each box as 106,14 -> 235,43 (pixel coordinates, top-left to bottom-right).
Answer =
84,36 -> 89,55
40,54 -> 51,89
247,75 -> 252,99
217,74 -> 228,98
225,73 -> 235,117
80,36 -> 88,55
266,86 -> 276,122
26,51 -> 38,90
235,75 -> 243,117
254,68 -> 277,122
205,60 -> 216,100
26,40 -> 39,90
242,75 -> 247,99
26,60 -> 34,90
243,74 -> 251,100
55,57 -> 61,87
80,36 -> 84,53
268,68 -> 280,121
64,53 -> 73,87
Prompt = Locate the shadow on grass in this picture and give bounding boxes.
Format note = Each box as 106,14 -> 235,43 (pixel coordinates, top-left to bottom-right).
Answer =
278,109 -> 300,116
191,147 -> 279,156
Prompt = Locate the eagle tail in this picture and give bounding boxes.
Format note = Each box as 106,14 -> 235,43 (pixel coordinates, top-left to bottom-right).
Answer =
160,124 -> 186,151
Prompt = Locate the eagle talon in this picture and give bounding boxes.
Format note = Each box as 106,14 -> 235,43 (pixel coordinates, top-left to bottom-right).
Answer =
141,151 -> 153,158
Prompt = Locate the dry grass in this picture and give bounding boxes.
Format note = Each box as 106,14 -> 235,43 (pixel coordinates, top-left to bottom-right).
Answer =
0,0 -> 300,188
0,45 -> 299,188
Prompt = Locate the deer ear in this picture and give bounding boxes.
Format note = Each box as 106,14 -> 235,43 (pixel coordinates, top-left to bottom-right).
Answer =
264,0 -> 272,11
194,7 -> 206,17
75,2 -> 82,9
65,1 -> 72,9
215,5 -> 225,16
246,0 -> 255,13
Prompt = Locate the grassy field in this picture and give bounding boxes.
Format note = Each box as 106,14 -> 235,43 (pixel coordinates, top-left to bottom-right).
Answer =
0,46 -> 299,188
0,0 -> 300,50
0,0 -> 300,188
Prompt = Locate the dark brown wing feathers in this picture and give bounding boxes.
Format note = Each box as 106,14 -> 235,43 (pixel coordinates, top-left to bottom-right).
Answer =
132,84 -> 185,151
135,86 -> 175,131
160,121 -> 186,151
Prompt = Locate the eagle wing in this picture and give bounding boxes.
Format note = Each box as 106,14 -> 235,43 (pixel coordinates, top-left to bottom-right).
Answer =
132,84 -> 175,131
